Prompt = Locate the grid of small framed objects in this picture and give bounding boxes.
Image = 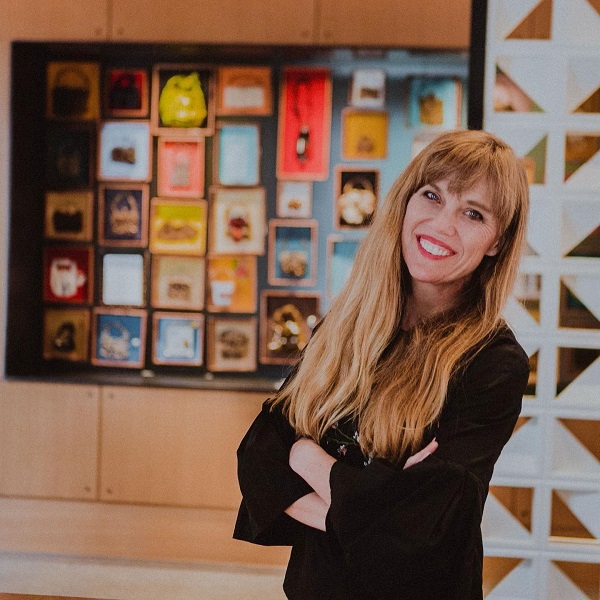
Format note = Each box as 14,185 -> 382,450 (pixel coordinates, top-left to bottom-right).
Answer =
36,50 -> 466,377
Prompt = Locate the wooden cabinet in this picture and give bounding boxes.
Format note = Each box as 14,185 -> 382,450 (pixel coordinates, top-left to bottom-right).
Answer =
0,381 -> 99,500
110,0 -> 316,44
100,386 -> 264,508
0,1 -> 108,40
317,0 -> 472,49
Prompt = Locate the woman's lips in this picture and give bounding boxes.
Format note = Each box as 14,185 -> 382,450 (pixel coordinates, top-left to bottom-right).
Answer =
417,235 -> 454,259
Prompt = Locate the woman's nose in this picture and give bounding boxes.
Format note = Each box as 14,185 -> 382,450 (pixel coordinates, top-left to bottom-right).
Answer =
430,206 -> 458,236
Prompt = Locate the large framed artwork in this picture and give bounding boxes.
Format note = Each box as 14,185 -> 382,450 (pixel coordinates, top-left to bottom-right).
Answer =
276,67 -> 332,180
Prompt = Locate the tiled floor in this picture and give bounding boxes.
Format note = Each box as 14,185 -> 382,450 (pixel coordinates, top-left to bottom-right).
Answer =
0,553 -> 287,600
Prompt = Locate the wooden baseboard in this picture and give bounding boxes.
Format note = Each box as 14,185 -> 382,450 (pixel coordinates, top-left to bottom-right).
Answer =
0,498 -> 289,567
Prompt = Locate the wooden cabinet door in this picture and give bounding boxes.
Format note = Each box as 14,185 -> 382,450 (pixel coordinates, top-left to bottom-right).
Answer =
111,0 -> 316,44
317,0 -> 471,49
100,386 -> 265,508
0,1 -> 108,40
0,381 -> 99,499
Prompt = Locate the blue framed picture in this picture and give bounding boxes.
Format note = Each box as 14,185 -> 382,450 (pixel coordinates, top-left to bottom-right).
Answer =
407,77 -> 462,129
327,236 -> 361,300
98,120 -> 152,182
268,219 -> 318,286
215,122 -> 260,186
91,309 -> 147,368
152,312 -> 204,366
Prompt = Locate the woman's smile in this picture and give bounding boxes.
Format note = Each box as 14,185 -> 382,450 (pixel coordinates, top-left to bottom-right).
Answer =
417,235 -> 455,259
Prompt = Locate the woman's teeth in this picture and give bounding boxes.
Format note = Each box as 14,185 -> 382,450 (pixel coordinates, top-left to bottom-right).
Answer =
419,237 -> 452,256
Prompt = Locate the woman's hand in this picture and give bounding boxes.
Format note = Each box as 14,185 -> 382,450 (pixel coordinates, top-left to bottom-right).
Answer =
403,438 -> 438,470
289,437 -> 336,505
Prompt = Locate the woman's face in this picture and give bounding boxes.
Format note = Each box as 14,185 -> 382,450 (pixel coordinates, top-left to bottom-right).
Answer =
401,178 -> 500,301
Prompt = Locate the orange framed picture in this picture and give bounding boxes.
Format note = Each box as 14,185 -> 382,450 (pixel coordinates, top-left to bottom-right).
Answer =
341,108 -> 389,160
206,255 -> 257,313
216,66 -> 272,116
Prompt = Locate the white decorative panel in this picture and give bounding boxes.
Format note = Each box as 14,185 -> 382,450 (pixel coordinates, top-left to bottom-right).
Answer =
484,0 -> 600,596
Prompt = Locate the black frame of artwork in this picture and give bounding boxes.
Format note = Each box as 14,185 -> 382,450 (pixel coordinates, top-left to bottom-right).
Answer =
5,37 -> 478,390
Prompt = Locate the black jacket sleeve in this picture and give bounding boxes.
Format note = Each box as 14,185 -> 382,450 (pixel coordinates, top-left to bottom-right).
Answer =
326,329 -> 529,600
233,399 -> 313,546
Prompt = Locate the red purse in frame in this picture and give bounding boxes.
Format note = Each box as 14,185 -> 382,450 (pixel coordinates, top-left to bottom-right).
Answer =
276,67 -> 332,181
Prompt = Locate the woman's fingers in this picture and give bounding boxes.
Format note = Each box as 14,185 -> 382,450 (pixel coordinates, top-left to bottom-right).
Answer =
403,438 -> 438,470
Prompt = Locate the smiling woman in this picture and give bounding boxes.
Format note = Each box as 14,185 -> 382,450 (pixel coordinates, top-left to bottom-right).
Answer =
235,130 -> 531,600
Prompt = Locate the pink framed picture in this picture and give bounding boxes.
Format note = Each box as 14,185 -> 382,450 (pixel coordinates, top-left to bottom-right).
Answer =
157,136 -> 205,198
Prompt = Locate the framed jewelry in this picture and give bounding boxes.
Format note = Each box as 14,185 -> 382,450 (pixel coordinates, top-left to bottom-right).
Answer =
206,316 -> 258,372
152,311 -> 204,366
209,187 -> 266,255
260,290 -> 320,365
44,191 -> 93,242
151,255 -> 205,311
97,120 -> 152,182
91,308 -> 147,368
151,63 -> 215,136
276,67 -> 332,180
334,167 -> 379,229
407,76 -> 463,128
99,251 -> 146,307
43,307 -> 90,362
214,122 -> 260,186
149,198 -> 208,256
268,219 -> 318,286
157,136 -> 205,198
43,244 -> 93,305
104,68 -> 149,118
45,123 -> 94,189
216,66 -> 272,116
98,183 -> 149,247
341,108 -> 389,160
327,235 -> 362,300
46,61 -> 100,121
276,181 -> 312,218
349,69 -> 386,109
206,255 -> 257,313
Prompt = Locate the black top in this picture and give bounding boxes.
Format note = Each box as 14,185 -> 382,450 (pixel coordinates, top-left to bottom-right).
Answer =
234,325 -> 529,600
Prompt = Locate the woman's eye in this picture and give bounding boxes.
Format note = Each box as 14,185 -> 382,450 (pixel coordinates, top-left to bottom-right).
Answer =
424,190 -> 439,201
466,209 -> 483,221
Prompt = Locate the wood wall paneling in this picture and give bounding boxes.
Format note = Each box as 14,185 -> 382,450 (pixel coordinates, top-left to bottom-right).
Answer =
0,1 -> 108,40
0,382 -> 99,500
0,497 -> 290,566
110,0 -> 317,44
317,0 -> 471,48
100,387 -> 265,508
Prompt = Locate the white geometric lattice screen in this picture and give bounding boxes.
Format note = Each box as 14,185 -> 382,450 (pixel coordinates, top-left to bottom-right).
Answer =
482,0 -> 600,597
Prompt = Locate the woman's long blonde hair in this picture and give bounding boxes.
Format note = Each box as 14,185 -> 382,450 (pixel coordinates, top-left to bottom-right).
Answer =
272,130 -> 530,463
